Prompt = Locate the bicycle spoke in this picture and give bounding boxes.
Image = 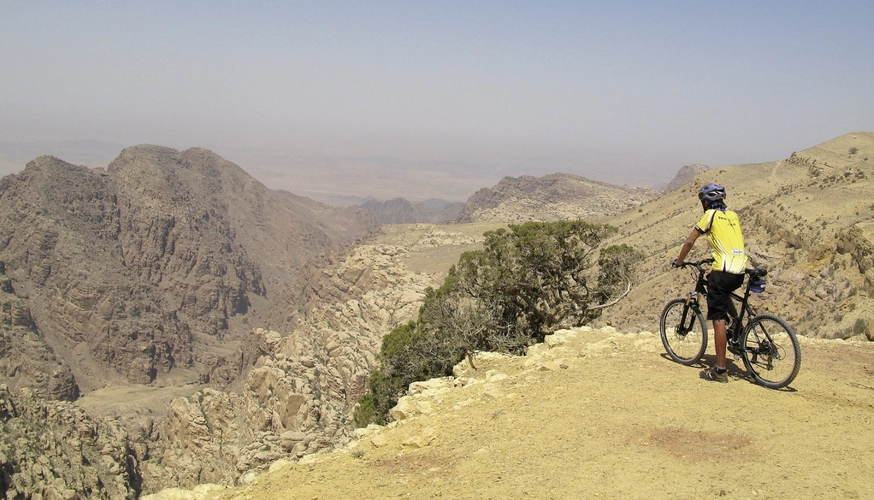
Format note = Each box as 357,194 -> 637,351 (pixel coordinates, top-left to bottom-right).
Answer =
742,314 -> 801,389
660,298 -> 707,365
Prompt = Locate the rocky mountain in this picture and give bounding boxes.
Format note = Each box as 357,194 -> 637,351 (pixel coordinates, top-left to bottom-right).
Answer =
455,172 -> 659,223
663,163 -> 710,192
0,145 -> 376,396
356,197 -> 464,224
0,152 -> 484,495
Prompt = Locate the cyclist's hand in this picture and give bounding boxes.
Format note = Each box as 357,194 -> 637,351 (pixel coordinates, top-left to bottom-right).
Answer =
671,258 -> 681,268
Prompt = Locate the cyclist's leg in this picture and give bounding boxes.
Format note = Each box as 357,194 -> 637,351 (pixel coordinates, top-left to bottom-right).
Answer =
726,298 -> 739,334
706,272 -> 745,371
712,318 -> 728,369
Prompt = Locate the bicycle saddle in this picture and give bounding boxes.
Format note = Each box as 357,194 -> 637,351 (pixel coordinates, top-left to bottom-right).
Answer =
747,268 -> 767,279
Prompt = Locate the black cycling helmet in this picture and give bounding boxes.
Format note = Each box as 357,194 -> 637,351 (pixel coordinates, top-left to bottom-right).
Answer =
698,183 -> 726,203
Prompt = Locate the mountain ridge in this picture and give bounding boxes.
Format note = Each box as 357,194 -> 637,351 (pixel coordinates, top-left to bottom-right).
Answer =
456,172 -> 659,223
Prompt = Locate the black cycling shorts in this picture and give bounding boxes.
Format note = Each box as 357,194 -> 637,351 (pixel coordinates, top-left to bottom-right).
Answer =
706,271 -> 744,321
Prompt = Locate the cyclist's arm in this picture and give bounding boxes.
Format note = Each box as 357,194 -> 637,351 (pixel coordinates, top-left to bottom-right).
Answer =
675,227 -> 703,266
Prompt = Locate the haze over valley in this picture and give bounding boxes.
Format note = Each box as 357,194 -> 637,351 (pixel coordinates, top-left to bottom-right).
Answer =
3,3 -> 872,205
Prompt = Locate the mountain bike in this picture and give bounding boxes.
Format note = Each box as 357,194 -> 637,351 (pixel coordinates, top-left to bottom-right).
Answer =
659,259 -> 801,389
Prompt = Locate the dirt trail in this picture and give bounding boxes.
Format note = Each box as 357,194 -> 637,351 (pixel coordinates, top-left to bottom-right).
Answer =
180,327 -> 874,500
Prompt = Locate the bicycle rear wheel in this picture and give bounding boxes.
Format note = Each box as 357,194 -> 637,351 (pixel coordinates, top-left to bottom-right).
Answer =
740,314 -> 801,389
660,298 -> 708,365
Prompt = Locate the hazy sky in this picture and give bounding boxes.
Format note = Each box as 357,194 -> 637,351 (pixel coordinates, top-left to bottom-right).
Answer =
2,1 -> 873,190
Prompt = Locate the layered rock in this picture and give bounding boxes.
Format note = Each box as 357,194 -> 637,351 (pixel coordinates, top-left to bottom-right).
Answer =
0,146 -> 378,496
0,266 -> 79,401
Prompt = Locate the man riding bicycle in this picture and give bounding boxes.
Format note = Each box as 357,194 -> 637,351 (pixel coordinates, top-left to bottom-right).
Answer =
673,183 -> 748,383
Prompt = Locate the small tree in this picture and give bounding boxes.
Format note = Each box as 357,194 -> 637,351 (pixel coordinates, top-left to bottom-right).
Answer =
454,221 -> 641,339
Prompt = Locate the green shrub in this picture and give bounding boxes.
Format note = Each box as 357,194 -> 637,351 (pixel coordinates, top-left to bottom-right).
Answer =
354,220 -> 641,426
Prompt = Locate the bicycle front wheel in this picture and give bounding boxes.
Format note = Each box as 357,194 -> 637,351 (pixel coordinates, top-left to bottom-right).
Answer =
740,314 -> 801,389
660,298 -> 708,365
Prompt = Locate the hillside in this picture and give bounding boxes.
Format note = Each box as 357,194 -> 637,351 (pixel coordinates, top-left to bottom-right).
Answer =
596,132 -> 874,341
140,129 -> 874,497
150,327 -> 874,499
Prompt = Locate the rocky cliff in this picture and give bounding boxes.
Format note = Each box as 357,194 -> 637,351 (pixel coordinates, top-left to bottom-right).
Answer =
0,265 -> 78,401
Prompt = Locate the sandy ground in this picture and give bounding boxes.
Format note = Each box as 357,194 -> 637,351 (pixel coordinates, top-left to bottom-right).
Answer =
183,327 -> 874,500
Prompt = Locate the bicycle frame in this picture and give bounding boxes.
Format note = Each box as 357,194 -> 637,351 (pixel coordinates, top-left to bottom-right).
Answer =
683,259 -> 757,342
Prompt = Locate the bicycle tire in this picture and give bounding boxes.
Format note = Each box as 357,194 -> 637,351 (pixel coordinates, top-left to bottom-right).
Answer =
740,314 -> 801,389
660,298 -> 708,365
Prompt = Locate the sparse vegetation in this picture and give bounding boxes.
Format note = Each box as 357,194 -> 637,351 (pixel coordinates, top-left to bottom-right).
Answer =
849,147 -> 859,155
354,221 -> 642,426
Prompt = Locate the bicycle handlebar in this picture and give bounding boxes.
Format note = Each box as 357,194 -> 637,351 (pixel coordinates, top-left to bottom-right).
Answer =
673,258 -> 767,278
672,258 -> 714,272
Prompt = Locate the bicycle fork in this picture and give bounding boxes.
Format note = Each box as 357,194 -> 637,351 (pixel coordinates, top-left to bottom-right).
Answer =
677,294 -> 699,336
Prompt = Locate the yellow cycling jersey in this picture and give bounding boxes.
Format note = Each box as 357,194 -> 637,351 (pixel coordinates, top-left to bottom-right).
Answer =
696,208 -> 748,274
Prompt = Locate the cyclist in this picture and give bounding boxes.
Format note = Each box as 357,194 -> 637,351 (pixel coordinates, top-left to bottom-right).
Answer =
672,183 -> 748,383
